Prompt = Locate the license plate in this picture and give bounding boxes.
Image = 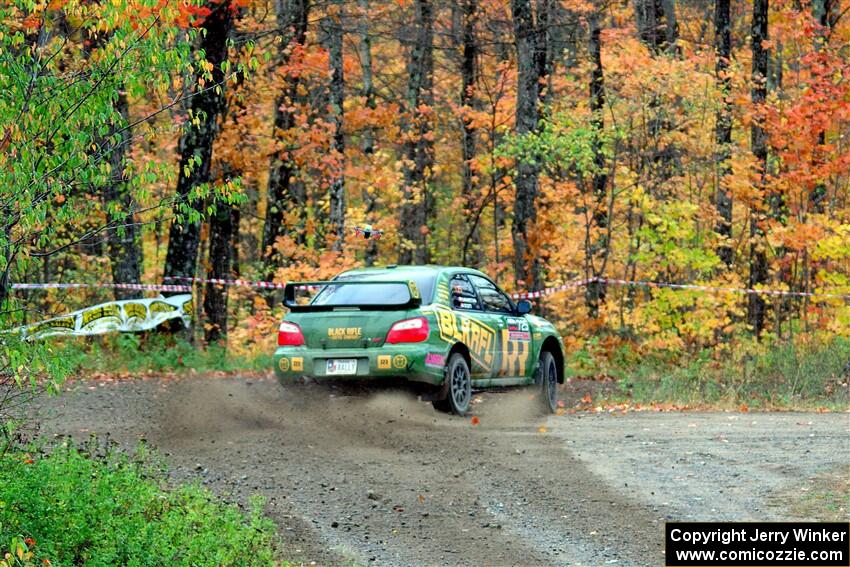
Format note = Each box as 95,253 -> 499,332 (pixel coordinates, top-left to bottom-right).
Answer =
326,359 -> 357,376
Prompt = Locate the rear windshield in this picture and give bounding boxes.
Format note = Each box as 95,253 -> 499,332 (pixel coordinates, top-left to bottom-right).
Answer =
311,282 -> 412,307
317,272 -> 436,306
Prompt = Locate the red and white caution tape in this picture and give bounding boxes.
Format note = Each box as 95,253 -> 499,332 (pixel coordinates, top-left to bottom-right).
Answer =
511,276 -> 850,301
13,275 -> 850,301
12,276 -> 307,293
11,276 -> 286,292
163,276 -> 287,289
511,278 -> 596,299
599,277 -> 850,300
12,282 -> 191,292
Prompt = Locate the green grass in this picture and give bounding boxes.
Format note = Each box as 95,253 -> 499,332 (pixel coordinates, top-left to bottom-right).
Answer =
568,335 -> 850,409
0,440 -> 284,566
51,329 -> 850,409
57,332 -> 273,377
784,467 -> 850,521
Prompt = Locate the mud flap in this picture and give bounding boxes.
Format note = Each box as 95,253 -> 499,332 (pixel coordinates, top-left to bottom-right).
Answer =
419,367 -> 449,402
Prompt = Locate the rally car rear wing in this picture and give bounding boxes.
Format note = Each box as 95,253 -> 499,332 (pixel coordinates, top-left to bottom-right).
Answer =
283,280 -> 422,312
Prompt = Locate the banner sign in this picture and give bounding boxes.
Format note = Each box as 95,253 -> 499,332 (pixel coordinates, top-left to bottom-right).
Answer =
18,294 -> 193,339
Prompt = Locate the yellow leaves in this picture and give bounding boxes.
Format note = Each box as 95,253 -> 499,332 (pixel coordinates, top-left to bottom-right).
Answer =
813,224 -> 850,262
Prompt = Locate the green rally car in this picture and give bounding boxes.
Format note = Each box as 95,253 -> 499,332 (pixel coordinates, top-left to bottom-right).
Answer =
273,265 -> 565,415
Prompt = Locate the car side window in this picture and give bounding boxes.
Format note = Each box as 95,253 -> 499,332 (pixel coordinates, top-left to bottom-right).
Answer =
449,275 -> 481,311
468,274 -> 513,313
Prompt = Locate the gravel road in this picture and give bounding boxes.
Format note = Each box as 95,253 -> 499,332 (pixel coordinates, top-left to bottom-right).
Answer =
31,375 -> 849,567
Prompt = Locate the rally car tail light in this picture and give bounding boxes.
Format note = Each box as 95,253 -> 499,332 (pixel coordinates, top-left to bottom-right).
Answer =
386,316 -> 429,344
278,321 -> 305,346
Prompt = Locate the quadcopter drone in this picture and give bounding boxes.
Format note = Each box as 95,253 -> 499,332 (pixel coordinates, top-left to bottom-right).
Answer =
353,224 -> 383,240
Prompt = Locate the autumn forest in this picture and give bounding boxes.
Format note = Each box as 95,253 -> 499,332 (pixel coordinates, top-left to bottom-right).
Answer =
3,0 -> 850,366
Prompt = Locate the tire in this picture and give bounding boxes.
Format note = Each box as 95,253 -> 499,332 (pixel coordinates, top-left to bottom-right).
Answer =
431,353 -> 472,416
537,350 -> 558,414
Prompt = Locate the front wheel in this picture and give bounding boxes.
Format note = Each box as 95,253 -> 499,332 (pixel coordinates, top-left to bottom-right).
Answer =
431,353 -> 472,416
537,351 -> 558,414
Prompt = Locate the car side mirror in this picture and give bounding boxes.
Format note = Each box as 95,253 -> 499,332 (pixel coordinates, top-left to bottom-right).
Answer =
516,299 -> 532,315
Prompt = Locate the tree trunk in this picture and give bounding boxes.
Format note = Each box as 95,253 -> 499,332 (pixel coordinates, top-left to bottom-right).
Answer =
460,0 -> 479,267
633,0 -> 680,195
810,0 -> 833,214
262,0 -> 311,276
326,0 -> 346,252
203,56 -> 249,342
748,0 -> 769,335
535,0 -> 551,110
204,204 -> 237,343
714,0 -> 733,267
357,0 -> 378,265
163,1 -> 233,287
104,89 -> 144,299
585,9 -> 608,318
358,0 -> 375,157
510,0 -> 545,290
633,0 -> 678,54
660,0 -> 680,54
398,0 -> 434,265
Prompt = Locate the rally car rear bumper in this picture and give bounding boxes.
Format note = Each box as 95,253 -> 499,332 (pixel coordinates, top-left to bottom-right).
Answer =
273,343 -> 447,386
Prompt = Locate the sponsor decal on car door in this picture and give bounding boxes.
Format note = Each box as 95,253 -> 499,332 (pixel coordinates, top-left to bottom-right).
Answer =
498,317 -> 531,376
434,306 -> 496,374
464,273 -> 532,378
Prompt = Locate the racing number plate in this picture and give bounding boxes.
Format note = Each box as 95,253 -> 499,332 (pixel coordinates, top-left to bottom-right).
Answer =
326,359 -> 358,376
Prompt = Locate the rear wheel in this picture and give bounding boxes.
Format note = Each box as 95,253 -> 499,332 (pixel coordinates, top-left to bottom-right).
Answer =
431,353 -> 472,416
537,351 -> 558,414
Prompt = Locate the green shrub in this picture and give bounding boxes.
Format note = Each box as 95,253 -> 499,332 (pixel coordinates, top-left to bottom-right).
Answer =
0,441 -> 283,566
57,333 -> 273,377
568,335 -> 850,409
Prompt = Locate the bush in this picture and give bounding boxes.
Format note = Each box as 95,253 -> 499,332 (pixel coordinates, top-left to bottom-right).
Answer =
567,334 -> 850,409
56,332 -> 274,377
0,440 -> 283,566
